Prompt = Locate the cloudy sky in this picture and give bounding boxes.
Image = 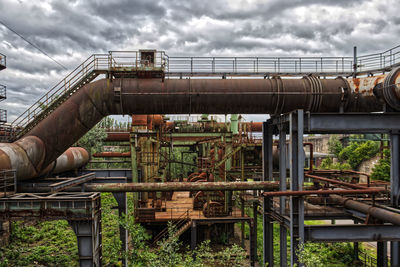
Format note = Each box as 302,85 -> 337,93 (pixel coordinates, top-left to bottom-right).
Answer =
0,0 -> 399,123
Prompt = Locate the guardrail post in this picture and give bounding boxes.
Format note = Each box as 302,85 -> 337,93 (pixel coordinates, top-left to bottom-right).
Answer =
353,46 -> 358,78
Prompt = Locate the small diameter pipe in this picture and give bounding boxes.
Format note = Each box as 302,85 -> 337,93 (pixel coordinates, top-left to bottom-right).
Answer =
305,173 -> 367,189
263,188 -> 385,197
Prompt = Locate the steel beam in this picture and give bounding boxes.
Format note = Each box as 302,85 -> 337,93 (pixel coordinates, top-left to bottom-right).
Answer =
263,121 -> 274,267
377,242 -> 388,267
304,225 -> 400,242
49,173 -> 96,193
304,113 -> 400,134
112,192 -> 128,267
289,110 -> 305,267
279,126 -> 288,267
391,132 -> 400,267
69,216 -> 102,267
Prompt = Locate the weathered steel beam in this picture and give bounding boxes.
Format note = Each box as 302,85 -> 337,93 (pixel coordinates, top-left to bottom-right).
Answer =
305,225 -> 400,242
49,173 -> 96,193
263,188 -> 385,197
84,181 -> 279,192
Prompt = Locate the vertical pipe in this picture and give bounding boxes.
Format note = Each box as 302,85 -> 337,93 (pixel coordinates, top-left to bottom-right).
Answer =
353,46 -> 358,78
130,134 -> 138,213
241,147 -> 245,248
230,114 -> 239,135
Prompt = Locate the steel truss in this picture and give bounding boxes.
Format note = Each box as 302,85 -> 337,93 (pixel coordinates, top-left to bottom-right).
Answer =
263,110 -> 400,267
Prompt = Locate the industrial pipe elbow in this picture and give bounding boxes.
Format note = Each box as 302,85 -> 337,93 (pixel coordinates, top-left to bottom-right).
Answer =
382,67 -> 400,111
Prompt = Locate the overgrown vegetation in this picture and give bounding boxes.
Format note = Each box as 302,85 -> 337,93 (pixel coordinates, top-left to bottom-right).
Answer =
75,122 -> 107,154
0,220 -> 78,266
320,135 -> 380,171
371,149 -> 391,181
0,192 -> 246,266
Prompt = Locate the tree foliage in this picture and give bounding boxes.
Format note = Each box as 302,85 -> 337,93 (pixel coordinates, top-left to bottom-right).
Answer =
327,135 -> 343,158
319,157 -> 351,170
76,122 -> 107,154
338,140 -> 379,169
371,149 -> 391,181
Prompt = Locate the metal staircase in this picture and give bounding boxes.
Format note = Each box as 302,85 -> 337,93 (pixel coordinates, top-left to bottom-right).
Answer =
9,51 -> 168,140
11,54 -> 109,139
151,210 -> 192,249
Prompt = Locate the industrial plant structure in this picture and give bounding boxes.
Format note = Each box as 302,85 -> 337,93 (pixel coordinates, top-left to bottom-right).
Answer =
1,46 -> 400,266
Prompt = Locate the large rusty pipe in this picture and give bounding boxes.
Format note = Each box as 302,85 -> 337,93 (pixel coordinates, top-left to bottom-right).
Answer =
84,181 -> 280,192
4,67 -> 400,180
0,136 -> 89,179
329,195 -> 400,225
49,147 -> 89,175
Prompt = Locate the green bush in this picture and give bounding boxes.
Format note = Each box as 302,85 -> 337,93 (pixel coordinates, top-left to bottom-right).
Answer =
371,149 -> 391,181
338,141 -> 379,169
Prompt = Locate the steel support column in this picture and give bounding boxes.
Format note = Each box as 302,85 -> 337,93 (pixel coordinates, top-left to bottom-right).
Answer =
253,202 -> 258,264
391,132 -> 400,267
377,242 -> 388,267
289,110 -> 304,267
191,220 -> 197,250
279,126 -> 288,267
112,192 -> 128,267
69,216 -> 102,267
263,121 -> 274,267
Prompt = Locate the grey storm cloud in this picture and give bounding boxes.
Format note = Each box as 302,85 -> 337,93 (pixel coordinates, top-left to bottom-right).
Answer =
0,0 -> 400,122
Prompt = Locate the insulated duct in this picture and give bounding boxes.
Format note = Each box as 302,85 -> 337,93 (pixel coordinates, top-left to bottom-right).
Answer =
2,68 -> 400,180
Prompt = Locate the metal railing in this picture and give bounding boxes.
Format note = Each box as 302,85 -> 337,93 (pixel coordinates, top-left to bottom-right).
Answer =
358,44 -> 400,72
0,170 -> 16,197
0,84 -> 5,100
151,209 -> 190,247
11,54 -> 109,133
108,51 -> 168,70
166,55 -> 354,75
0,53 -> 5,68
358,249 -> 378,267
0,109 -> 6,123
8,45 -> 400,140
165,45 -> 400,76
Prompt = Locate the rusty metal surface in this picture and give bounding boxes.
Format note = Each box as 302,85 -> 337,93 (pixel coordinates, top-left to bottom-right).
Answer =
84,181 -> 280,192
329,195 -> 400,225
3,71 -> 398,181
93,151 -> 131,157
306,173 -> 367,189
263,188 -> 385,197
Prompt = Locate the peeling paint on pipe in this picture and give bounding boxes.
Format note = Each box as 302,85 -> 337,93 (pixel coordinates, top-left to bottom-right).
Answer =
3,70 -> 400,181
84,181 -> 280,192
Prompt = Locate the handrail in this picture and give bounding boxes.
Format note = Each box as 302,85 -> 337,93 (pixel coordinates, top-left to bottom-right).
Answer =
151,208 -> 190,246
7,45 -> 400,140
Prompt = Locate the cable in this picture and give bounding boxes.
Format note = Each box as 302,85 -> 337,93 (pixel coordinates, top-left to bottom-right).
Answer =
0,20 -> 67,70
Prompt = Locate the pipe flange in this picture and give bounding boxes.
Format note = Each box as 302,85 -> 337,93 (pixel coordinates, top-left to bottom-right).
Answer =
303,75 -> 322,112
383,66 -> 400,111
